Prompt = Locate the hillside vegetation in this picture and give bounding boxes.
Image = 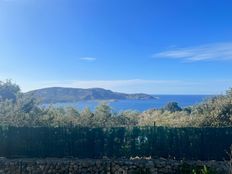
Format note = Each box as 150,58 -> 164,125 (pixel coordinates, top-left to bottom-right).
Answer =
25,87 -> 155,103
0,80 -> 232,127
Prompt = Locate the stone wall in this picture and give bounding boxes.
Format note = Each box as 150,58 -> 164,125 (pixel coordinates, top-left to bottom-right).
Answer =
0,158 -> 229,174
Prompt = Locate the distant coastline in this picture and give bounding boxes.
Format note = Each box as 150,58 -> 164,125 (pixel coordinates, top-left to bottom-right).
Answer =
25,87 -> 155,104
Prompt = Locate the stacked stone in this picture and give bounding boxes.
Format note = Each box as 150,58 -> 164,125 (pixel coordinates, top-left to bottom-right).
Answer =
0,158 -> 229,174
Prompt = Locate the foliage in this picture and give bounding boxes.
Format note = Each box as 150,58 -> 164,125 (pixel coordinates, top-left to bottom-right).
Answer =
191,165 -> 216,174
0,80 -> 232,128
138,89 -> 232,127
0,80 -> 20,102
163,101 -> 182,113
181,163 -> 216,174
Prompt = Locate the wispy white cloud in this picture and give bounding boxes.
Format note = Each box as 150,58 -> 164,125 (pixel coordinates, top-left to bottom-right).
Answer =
153,42 -> 232,62
80,57 -> 96,61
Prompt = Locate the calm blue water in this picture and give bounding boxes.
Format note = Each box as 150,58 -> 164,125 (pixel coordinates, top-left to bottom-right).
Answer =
51,95 -> 213,112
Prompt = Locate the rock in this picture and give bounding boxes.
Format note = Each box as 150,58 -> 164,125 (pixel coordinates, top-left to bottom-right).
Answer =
0,158 -> 229,174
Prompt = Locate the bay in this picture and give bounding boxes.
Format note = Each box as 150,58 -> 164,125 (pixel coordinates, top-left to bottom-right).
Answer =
50,95 -> 213,112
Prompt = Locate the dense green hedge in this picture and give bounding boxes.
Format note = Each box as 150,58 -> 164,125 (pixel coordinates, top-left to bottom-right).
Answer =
0,126 -> 231,160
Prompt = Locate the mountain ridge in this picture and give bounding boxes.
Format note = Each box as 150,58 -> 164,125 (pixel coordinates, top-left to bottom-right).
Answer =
25,87 -> 155,103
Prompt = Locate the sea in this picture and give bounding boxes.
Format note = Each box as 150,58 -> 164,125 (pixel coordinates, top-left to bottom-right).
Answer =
51,95 -> 213,112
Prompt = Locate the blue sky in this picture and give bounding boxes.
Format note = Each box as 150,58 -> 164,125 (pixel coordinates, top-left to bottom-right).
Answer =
1,0 -> 232,94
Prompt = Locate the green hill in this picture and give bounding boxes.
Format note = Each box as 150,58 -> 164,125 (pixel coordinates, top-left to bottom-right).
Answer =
25,87 -> 155,103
